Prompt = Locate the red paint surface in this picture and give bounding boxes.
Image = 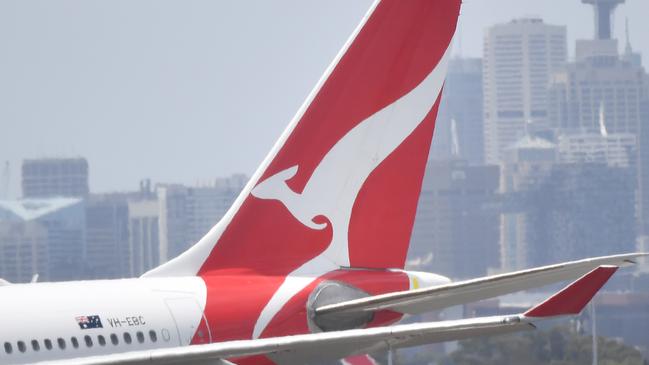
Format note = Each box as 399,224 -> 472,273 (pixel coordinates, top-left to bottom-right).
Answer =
260,269 -> 410,338
525,266 -> 617,317
199,0 -> 460,274
190,0 -> 462,362
344,355 -> 379,365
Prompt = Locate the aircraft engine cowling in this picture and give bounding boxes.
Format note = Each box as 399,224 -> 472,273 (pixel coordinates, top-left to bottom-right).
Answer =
306,280 -> 373,332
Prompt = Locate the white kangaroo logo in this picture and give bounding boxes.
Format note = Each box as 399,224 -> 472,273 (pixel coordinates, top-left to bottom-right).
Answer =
251,46 -> 452,338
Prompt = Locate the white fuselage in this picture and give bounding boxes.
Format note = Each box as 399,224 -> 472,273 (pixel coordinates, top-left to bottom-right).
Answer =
0,278 -> 207,365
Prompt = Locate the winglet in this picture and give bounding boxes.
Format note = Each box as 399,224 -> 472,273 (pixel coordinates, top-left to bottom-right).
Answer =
524,265 -> 617,318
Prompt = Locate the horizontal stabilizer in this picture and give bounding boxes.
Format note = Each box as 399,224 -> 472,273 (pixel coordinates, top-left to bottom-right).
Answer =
315,253 -> 644,316
524,266 -> 617,318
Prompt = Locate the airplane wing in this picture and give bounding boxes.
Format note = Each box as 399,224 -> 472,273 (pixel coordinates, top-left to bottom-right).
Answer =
315,253 -> 644,317
35,266 -> 617,365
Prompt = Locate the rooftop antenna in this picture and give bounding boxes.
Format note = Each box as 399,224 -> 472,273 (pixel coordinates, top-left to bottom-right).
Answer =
624,17 -> 632,55
599,101 -> 608,137
450,118 -> 460,157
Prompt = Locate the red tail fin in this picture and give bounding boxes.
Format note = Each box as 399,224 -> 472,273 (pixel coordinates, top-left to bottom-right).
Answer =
146,0 -> 462,277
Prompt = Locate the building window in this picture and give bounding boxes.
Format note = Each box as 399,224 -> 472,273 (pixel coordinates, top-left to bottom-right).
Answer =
70,337 -> 79,349
149,330 -> 157,343
136,331 -> 144,344
110,334 -> 118,346
84,335 -> 93,348
31,340 -> 40,351
123,332 -> 132,345
57,338 -> 66,350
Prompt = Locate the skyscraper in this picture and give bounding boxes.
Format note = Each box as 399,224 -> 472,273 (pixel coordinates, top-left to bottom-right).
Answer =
548,0 -> 649,243
547,42 -> 646,136
85,194 -> 130,279
557,132 -> 636,167
0,221 -> 48,283
483,18 -> 567,164
499,135 -> 557,271
525,163 -> 636,266
431,57 -> 484,164
0,198 -> 85,281
21,158 -> 89,198
409,160 -> 500,279
158,175 -> 247,260
126,175 -> 248,276
128,197 -> 160,276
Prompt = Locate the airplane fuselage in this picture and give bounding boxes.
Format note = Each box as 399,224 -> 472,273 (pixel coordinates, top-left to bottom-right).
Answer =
0,270 -> 448,364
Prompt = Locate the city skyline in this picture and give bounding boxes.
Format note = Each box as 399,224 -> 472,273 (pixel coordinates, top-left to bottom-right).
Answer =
2,0 -> 649,198
0,3 -> 647,364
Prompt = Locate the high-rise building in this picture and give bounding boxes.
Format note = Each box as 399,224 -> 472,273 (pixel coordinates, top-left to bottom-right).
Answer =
557,132 -> 636,167
126,175 -> 248,276
85,194 -> 130,279
128,198 -> 160,276
157,184 -> 188,262
21,158 -> 89,198
409,160 -> 500,279
159,174 -> 247,260
0,221 -> 48,283
500,135 -> 556,271
483,18 -> 567,164
548,0 -> 649,242
185,174 -> 248,245
0,198 -> 85,282
525,163 -> 636,266
547,41 -> 646,136
431,57 -> 484,164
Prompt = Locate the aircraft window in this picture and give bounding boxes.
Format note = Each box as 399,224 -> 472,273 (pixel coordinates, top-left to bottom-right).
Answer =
98,335 -> 106,346
136,331 -> 144,344
84,335 -> 93,348
17,341 -> 26,353
44,339 -> 53,350
57,338 -> 66,350
70,337 -> 79,349
149,330 -> 157,343
161,328 -> 171,342
123,332 -> 132,344
110,334 -> 118,345
4,342 -> 12,354
31,340 -> 40,351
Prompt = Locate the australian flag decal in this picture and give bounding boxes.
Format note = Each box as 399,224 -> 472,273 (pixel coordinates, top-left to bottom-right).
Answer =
75,315 -> 103,330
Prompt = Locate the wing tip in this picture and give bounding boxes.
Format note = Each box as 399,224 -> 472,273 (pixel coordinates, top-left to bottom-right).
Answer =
524,265 -> 618,318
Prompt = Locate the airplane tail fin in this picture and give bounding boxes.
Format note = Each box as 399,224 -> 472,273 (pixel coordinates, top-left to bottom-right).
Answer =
145,0 -> 461,277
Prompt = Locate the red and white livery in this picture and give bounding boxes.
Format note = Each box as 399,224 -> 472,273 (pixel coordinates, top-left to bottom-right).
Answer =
0,1 -> 644,364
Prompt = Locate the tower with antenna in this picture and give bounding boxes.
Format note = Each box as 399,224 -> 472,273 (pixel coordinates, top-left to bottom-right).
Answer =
622,17 -> 642,67
582,0 -> 624,40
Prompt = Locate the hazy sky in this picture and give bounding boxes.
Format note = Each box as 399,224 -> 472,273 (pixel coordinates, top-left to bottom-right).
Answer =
1,0 -> 648,198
